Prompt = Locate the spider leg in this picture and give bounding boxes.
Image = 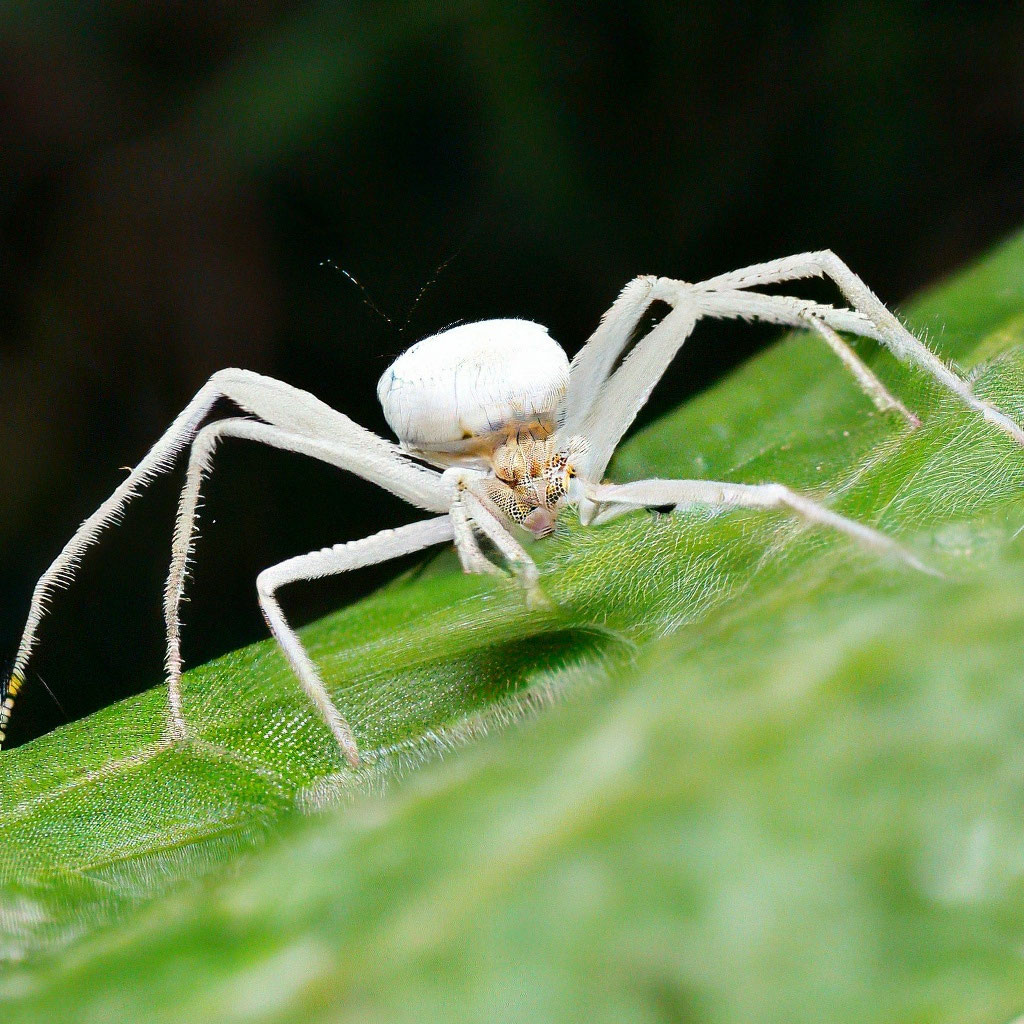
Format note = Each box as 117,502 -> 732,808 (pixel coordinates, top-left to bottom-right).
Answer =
559,284 -> 904,497
256,516 -> 455,767
566,298 -> 700,485
688,289 -> 919,424
449,497 -> 504,576
559,272 -> 887,445
696,250 -> 1024,446
560,251 -> 1023,534
584,479 -> 934,575
3,368 -> 446,748
560,275 -> 659,437
163,416 -> 448,740
442,469 -> 547,608
463,489 -> 547,607
802,314 -> 918,425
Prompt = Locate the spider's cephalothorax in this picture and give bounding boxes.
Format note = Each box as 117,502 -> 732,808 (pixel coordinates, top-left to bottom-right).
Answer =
8,250 -> 1023,765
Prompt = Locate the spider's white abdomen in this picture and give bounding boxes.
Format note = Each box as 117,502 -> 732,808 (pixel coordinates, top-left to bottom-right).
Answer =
377,319 -> 569,459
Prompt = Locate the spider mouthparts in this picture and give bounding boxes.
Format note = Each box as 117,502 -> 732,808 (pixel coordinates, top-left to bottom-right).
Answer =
523,507 -> 556,538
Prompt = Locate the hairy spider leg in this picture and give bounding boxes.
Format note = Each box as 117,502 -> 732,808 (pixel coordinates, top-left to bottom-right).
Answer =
685,289 -> 917,421
563,292 -> 893,496
560,286 -> 900,490
801,314 -> 918,425
2,368 -> 446,749
585,479 -> 934,575
257,516 -> 455,766
168,424 -> 540,762
560,256 -> 1024,530
165,416 -> 452,737
699,250 -> 1024,445
560,277 -> 885,440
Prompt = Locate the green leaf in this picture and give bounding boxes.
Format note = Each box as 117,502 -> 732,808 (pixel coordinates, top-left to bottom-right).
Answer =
4,234 -> 1024,1021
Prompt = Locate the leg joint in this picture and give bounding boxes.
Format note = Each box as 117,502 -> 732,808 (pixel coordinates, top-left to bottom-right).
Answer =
208,367 -> 256,389
190,421 -> 229,462
255,567 -> 279,602
650,276 -> 695,307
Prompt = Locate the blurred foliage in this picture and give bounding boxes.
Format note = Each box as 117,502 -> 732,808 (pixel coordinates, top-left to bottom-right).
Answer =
4,1 -> 1024,743
1,231 -> 1024,1020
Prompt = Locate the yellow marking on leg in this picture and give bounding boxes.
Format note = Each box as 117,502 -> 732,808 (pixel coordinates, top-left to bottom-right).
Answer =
0,670 -> 24,748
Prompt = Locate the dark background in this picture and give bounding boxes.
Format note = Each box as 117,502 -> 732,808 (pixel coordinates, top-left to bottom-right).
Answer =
3,1 -> 1023,745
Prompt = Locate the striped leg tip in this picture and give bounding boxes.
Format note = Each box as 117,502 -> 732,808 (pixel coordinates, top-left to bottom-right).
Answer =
7,670 -> 24,697
1,670 -> 24,747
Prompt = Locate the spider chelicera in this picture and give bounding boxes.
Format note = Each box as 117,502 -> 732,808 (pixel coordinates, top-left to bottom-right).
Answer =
5,250 -> 1021,764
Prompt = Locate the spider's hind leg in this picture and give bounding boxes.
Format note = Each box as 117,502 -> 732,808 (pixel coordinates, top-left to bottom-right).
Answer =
698,250 -> 1024,446
801,314 -> 920,427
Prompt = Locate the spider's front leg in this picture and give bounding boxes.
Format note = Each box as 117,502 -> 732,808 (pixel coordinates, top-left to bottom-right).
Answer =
442,469 -> 548,609
583,478 -> 934,575
164,416 -> 444,739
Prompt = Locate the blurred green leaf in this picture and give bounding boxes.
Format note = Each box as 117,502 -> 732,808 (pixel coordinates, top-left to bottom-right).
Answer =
4,233 -> 1024,1021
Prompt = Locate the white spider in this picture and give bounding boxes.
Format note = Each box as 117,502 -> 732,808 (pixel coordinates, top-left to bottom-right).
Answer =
4,251 -> 1022,764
